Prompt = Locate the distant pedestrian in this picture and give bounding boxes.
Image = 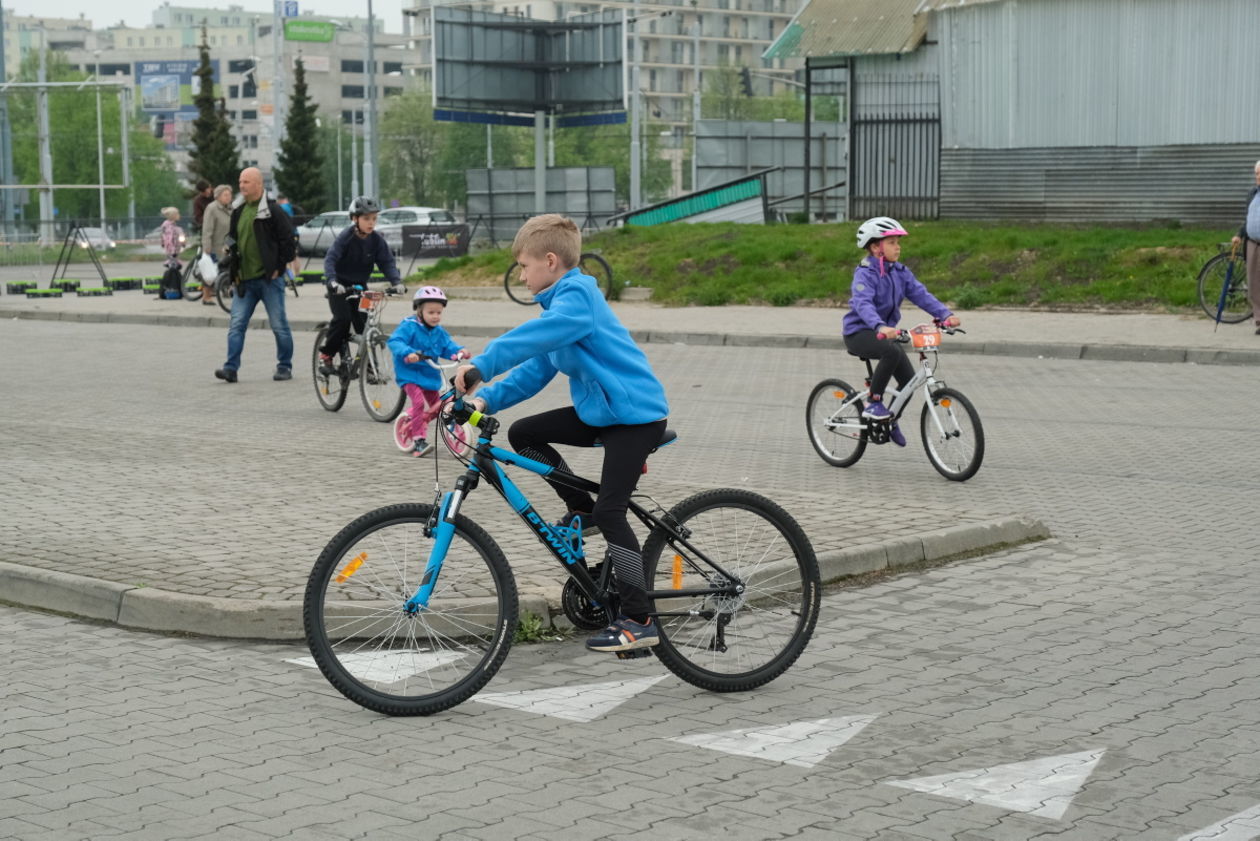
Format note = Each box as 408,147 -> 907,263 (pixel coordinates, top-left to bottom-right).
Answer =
388,286 -> 470,458
276,195 -> 294,217
1228,160 -> 1260,335
191,179 -> 213,230
159,207 -> 184,259
214,168 -> 296,383
199,185 -> 233,305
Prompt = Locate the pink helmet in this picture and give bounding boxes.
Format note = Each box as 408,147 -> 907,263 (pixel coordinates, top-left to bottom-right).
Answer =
413,285 -> 447,307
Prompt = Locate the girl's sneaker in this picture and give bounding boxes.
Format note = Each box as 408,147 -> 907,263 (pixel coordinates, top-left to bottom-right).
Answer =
413,439 -> 434,458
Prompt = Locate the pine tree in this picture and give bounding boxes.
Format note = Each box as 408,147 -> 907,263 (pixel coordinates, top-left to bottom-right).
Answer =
274,58 -> 324,213
187,25 -> 240,187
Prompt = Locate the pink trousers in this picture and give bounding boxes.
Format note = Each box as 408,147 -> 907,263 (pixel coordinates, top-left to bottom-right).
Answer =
403,384 -> 442,442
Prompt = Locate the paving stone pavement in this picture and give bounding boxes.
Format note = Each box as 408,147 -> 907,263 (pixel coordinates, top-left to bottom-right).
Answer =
2,308 -> 1259,839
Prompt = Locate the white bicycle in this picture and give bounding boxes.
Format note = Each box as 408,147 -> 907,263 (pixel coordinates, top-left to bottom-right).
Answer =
806,322 -> 985,482
392,357 -> 474,457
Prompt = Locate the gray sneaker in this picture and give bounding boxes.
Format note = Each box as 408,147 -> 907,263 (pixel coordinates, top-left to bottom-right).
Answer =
273,368 -> 293,381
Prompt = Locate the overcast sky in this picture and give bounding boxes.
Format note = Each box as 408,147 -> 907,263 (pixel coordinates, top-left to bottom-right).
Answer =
7,1 -> 409,33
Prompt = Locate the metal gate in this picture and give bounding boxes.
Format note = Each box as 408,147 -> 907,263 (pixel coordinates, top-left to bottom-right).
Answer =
850,73 -> 940,220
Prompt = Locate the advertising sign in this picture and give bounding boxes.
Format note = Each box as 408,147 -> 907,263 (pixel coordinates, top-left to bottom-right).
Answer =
136,60 -> 218,113
285,20 -> 335,42
401,224 -> 471,258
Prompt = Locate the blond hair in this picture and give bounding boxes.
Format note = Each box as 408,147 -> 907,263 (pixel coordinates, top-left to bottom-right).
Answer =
160,206 -> 179,220
512,214 -> 581,268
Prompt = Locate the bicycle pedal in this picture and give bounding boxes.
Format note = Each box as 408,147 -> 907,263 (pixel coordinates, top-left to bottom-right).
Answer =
615,648 -> 653,660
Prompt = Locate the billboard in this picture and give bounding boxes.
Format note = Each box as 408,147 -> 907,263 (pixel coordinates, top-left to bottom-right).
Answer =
285,20 -> 335,42
136,60 -> 219,114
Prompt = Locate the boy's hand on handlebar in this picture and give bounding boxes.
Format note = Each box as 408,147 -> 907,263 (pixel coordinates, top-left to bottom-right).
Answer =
453,364 -> 479,393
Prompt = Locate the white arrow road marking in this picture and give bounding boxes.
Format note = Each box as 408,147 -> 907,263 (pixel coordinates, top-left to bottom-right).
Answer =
887,749 -> 1105,820
669,715 -> 878,768
474,675 -> 669,722
286,650 -> 465,683
1176,803 -> 1260,841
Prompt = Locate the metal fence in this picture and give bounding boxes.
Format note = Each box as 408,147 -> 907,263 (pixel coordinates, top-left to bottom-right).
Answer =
850,73 -> 941,221
464,167 -> 618,245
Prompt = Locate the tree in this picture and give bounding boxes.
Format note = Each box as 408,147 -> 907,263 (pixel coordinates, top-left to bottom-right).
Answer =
7,50 -> 181,225
187,26 -> 239,188
274,57 -> 324,213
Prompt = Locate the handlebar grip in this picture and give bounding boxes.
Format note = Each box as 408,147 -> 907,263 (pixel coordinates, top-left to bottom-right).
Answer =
462,366 -> 482,391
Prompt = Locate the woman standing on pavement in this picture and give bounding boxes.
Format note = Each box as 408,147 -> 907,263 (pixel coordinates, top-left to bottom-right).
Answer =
200,185 -> 233,306
1228,160 -> 1260,335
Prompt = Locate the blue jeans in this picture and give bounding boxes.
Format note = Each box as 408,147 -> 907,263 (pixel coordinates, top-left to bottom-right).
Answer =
224,275 -> 293,372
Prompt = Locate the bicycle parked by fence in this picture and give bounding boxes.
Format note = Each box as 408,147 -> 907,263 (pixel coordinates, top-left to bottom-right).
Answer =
1196,242 -> 1251,324
303,374 -> 821,716
312,286 -> 407,422
504,252 -> 614,304
806,322 -> 985,482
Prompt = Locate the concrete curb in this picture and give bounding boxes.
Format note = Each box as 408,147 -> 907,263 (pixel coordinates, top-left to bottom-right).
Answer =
8,308 -> 1259,366
0,515 -> 1049,641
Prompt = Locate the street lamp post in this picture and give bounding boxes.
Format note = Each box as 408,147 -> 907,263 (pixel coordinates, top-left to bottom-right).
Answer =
363,0 -> 377,200
94,50 -> 106,227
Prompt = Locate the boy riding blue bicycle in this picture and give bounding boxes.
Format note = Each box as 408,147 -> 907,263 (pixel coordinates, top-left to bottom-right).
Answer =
455,214 -> 669,654
843,216 -> 960,447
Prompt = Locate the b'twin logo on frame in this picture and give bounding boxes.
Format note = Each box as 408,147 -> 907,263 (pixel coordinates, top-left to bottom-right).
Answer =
525,511 -> 576,561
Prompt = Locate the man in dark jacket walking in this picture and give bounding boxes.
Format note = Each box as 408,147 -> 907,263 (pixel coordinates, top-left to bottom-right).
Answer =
215,167 -> 296,382
1229,160 -> 1260,335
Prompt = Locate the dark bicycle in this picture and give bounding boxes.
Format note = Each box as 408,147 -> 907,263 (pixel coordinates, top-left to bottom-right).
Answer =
1196,244 -> 1250,323
504,252 -> 614,305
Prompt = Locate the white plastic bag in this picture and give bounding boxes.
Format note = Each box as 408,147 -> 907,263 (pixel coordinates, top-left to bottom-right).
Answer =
197,252 -> 217,282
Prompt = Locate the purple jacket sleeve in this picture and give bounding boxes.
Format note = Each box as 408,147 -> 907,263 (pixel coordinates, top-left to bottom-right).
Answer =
902,268 -> 953,323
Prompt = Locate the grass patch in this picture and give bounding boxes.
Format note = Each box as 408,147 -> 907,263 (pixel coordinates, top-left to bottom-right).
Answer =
416,220 -> 1231,310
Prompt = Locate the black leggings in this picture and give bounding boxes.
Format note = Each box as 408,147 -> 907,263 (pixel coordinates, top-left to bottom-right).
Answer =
843,329 -> 914,401
319,292 -> 366,357
508,406 -> 667,620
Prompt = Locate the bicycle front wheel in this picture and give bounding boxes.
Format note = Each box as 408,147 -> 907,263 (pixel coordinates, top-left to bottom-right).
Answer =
643,489 -> 820,693
920,387 -> 984,482
578,252 -> 614,300
304,504 -> 519,716
806,378 -> 867,467
181,259 -> 202,301
312,327 -> 348,412
359,331 -> 406,422
1196,252 -> 1251,323
215,278 -> 235,314
504,262 -> 533,305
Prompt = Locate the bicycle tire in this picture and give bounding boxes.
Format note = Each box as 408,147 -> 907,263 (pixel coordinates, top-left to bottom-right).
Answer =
503,261 -> 531,305
805,378 -> 867,468
312,327 -> 349,412
181,258 -> 202,301
304,503 -> 519,716
215,277 -> 235,314
578,252 -> 614,301
1196,252 -> 1251,323
359,330 -> 406,422
642,488 -> 820,692
920,387 -> 984,482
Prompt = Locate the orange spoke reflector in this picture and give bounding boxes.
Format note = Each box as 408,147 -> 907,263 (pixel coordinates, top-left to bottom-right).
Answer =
672,555 -> 684,589
833,391 -> 847,399
335,552 -> 367,583
940,398 -> 952,408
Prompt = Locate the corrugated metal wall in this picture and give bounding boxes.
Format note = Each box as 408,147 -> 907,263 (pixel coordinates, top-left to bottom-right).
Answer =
464,167 -> 617,242
939,145 -> 1260,224
934,0 -> 1260,149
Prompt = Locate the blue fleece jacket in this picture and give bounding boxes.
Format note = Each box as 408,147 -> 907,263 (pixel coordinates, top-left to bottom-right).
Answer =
470,267 -> 669,427
841,257 -> 952,336
388,316 -> 466,390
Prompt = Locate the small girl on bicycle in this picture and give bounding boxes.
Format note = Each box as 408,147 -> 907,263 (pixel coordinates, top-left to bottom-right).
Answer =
843,216 -> 959,447
388,286 -> 470,457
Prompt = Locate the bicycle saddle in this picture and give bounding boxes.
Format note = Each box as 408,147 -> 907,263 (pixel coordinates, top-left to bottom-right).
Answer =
591,428 -> 677,452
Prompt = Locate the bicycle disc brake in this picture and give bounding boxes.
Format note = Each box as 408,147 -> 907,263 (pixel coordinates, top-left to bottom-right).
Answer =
561,563 -> 614,631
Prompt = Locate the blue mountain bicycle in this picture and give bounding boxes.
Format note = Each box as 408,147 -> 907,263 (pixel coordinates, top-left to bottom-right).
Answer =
303,376 -> 821,716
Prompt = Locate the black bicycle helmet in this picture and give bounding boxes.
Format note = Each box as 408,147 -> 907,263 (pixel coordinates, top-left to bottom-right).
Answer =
349,196 -> 381,217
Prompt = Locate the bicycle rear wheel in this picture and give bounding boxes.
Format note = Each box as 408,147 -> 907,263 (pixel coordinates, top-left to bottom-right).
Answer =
359,330 -> 406,422
504,262 -> 532,305
642,489 -> 820,692
806,378 -> 867,467
578,252 -> 614,300
312,327 -> 349,412
215,277 -> 235,314
920,387 -> 984,482
181,258 -> 202,301
304,504 -> 518,716
1196,252 -> 1251,323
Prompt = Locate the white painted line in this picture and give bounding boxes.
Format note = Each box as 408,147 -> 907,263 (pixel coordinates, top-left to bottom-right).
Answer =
286,650 -> 465,683
887,749 -> 1105,820
1176,802 -> 1260,841
669,715 -> 878,768
474,675 -> 669,722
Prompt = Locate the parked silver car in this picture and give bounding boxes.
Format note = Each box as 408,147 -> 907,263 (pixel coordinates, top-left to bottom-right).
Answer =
296,211 -> 348,256
76,226 -> 116,251
376,206 -> 458,255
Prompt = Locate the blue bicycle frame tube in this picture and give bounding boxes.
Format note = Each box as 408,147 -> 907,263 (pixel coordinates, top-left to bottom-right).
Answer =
480,458 -> 586,566
405,489 -> 461,612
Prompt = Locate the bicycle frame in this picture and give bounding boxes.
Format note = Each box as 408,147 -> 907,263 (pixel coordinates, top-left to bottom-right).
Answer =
825,345 -> 957,440
403,418 -> 742,618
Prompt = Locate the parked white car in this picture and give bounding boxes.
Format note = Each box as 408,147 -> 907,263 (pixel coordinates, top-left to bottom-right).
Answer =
376,206 -> 458,255
296,211 -> 348,256
76,226 -> 116,251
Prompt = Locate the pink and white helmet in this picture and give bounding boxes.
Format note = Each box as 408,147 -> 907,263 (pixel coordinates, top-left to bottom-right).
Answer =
413,285 -> 448,307
856,216 -> 909,249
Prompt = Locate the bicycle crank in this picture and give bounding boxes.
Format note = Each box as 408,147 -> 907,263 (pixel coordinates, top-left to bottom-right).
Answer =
560,563 -> 614,631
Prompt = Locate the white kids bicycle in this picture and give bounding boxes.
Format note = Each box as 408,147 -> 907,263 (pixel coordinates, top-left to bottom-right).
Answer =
806,322 -> 985,482
392,357 -> 474,457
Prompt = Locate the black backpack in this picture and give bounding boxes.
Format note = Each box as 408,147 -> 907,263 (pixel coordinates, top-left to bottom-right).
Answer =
161,259 -> 183,299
